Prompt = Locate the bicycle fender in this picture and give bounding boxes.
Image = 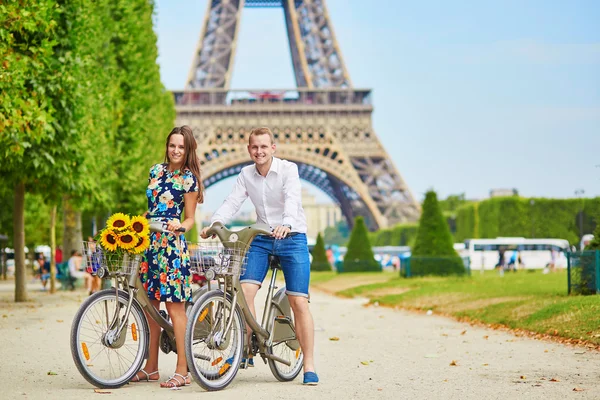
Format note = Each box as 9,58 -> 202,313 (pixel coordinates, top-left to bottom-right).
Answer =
271,287 -> 300,351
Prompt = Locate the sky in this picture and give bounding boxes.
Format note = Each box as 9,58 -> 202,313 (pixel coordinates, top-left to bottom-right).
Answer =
153,0 -> 600,212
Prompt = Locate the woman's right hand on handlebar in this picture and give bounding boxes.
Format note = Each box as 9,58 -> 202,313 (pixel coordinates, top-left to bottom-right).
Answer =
166,219 -> 185,233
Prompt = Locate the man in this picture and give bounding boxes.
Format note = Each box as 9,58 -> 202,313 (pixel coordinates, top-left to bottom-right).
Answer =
201,127 -> 319,386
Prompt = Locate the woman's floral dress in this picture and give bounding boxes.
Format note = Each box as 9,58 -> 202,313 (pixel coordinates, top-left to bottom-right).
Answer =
140,163 -> 198,302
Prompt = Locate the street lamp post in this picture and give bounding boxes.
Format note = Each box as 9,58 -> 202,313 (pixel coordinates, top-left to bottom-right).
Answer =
575,189 -> 585,239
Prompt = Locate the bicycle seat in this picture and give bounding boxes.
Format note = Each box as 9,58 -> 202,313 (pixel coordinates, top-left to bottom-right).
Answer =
268,255 -> 280,270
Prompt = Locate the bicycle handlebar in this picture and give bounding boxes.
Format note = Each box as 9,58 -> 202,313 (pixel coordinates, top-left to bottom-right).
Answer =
207,221 -> 272,245
149,221 -> 186,234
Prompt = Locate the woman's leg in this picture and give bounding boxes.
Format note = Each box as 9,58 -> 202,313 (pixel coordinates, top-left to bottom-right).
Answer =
160,301 -> 190,387
132,299 -> 161,382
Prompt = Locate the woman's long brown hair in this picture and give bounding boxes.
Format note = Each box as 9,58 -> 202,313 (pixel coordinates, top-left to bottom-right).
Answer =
164,125 -> 204,204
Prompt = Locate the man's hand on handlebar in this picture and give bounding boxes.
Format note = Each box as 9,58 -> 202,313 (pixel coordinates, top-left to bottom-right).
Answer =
200,226 -> 215,239
272,225 -> 291,240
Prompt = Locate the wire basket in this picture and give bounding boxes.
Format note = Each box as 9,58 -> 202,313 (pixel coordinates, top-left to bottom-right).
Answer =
188,243 -> 247,277
81,241 -> 141,276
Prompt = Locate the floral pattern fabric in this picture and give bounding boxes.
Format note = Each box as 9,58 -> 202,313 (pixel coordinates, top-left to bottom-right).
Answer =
140,163 -> 198,302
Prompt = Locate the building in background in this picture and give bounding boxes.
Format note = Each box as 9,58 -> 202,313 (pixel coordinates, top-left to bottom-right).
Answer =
196,188 -> 340,245
302,188 -> 342,244
490,188 -> 519,198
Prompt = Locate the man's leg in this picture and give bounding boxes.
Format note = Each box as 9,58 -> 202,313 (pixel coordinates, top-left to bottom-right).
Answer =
239,235 -> 271,360
276,233 -> 316,376
288,295 -> 315,373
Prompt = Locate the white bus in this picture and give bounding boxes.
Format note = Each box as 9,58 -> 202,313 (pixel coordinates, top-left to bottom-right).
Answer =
464,237 -> 570,271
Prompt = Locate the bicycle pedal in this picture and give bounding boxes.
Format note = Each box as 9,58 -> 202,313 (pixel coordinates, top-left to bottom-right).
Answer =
274,315 -> 291,324
159,310 -> 170,322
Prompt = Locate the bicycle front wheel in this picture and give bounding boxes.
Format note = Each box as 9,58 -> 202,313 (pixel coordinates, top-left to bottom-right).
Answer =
267,302 -> 304,381
185,290 -> 244,391
70,289 -> 149,388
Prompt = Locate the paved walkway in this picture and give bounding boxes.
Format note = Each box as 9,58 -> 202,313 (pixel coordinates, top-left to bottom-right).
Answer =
0,279 -> 599,399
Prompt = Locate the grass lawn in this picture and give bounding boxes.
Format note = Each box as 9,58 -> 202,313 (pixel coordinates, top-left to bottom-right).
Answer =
310,269 -> 600,346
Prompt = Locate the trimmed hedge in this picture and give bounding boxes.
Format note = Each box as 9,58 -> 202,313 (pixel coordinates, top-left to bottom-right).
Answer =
370,223 -> 419,247
411,190 -> 465,276
455,197 -> 600,244
342,216 -> 380,273
311,233 -> 331,271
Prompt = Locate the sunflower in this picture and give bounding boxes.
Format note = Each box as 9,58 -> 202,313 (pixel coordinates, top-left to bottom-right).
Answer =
100,229 -> 119,252
132,235 -> 150,254
117,230 -> 137,250
106,213 -> 131,230
130,215 -> 150,237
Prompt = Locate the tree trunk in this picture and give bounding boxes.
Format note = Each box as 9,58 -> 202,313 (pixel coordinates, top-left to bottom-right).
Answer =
14,182 -> 27,302
49,205 -> 57,294
63,197 -> 83,261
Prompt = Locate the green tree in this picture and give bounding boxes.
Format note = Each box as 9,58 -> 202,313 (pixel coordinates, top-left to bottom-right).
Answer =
411,190 -> 465,276
311,233 -> 331,271
0,0 -> 174,301
107,0 -> 175,215
455,197 -> 600,245
323,220 -> 350,246
392,224 -> 419,247
438,193 -> 468,214
0,1 -> 62,301
342,216 -> 380,273
585,221 -> 600,250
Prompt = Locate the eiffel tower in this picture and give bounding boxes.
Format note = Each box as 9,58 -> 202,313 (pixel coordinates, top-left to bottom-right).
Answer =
173,0 -> 420,229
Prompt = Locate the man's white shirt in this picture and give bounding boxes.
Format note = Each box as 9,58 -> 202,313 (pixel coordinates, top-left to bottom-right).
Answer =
211,157 -> 308,233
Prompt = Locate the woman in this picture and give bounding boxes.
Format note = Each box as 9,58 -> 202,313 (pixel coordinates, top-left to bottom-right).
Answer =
131,125 -> 204,388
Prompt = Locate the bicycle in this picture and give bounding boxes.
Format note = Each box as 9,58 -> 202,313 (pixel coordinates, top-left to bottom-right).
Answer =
184,222 -> 304,391
70,222 -> 209,388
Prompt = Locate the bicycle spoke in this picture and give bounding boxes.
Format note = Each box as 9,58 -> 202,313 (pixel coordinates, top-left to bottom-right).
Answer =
72,292 -> 147,387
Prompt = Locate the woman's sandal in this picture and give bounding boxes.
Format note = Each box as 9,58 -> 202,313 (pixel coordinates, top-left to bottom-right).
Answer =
130,369 -> 159,383
160,372 -> 191,388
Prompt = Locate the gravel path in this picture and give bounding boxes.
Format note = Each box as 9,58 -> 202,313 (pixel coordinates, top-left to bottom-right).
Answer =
0,280 -> 599,399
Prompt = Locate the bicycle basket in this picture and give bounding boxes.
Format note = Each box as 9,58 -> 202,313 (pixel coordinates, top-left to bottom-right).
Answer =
189,243 -> 247,277
81,241 -> 141,276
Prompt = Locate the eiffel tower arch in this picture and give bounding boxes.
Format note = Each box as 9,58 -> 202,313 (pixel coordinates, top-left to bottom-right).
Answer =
174,0 -> 420,229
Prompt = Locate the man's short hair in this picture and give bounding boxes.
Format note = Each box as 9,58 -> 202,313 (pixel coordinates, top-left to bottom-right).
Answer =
248,127 -> 274,145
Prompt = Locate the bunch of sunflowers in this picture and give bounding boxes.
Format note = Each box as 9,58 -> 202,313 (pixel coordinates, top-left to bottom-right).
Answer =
98,213 -> 150,255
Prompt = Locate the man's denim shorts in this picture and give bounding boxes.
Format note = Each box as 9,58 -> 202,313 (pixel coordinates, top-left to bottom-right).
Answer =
240,233 -> 310,297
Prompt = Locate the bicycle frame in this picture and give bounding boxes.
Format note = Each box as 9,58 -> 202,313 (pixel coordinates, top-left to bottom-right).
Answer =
99,226 -> 208,350
206,223 -> 298,367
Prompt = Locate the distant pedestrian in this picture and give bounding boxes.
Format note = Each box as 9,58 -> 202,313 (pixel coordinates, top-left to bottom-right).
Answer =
496,247 -> 506,276
86,237 -> 101,295
67,250 -> 87,291
36,255 -> 50,290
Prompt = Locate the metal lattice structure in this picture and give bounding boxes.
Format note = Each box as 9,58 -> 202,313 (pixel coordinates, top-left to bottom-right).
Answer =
177,0 -> 420,229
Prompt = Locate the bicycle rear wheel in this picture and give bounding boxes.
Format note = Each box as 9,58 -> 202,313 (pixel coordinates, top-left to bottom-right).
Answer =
70,289 -> 149,388
185,290 -> 244,391
267,302 -> 304,381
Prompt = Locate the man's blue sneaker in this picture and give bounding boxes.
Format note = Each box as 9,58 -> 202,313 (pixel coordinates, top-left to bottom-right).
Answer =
224,356 -> 254,368
303,371 -> 319,386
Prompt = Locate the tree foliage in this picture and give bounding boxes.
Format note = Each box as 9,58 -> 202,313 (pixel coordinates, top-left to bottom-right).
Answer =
0,0 -> 174,300
311,233 -> 331,271
411,190 -> 465,276
323,220 -> 350,246
342,216 -> 380,273
370,223 -> 418,247
456,197 -> 599,244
